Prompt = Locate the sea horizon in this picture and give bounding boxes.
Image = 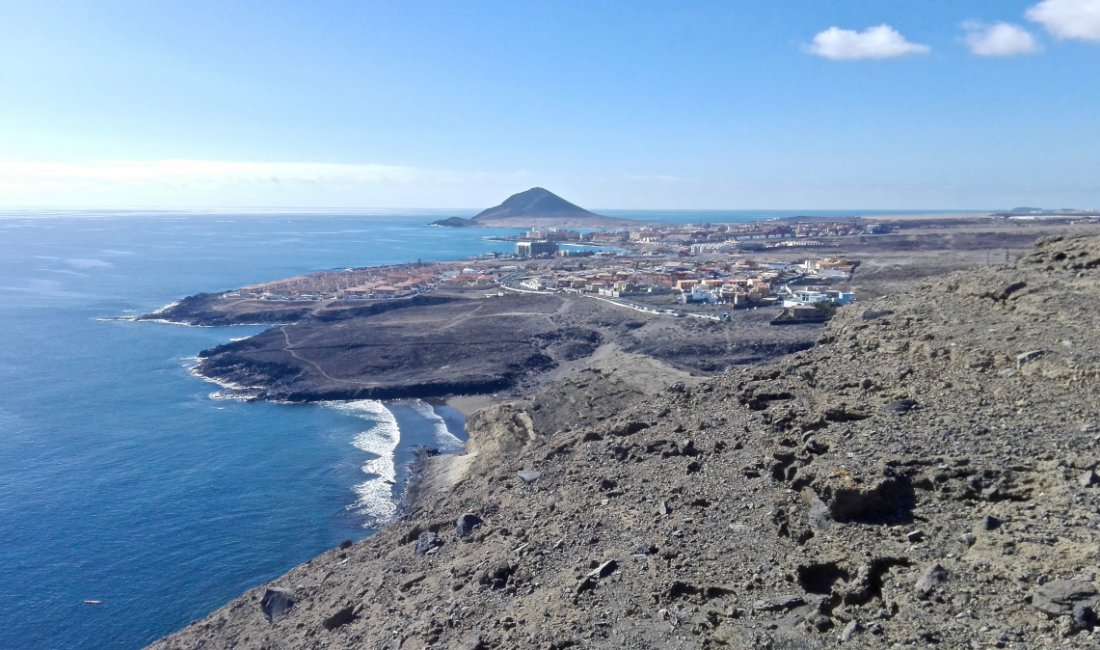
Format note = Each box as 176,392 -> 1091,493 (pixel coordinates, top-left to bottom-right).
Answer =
0,205 -> 1067,648
0,206 -> 996,222
0,212 -> 512,649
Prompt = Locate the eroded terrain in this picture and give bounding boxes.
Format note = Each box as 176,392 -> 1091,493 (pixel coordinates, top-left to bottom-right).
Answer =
191,292 -> 820,401
152,236 -> 1100,649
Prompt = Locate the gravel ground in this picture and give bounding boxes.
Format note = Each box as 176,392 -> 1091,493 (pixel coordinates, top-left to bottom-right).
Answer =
151,234 -> 1100,649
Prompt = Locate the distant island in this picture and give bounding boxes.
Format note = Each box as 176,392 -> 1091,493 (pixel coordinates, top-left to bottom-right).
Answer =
431,187 -> 637,228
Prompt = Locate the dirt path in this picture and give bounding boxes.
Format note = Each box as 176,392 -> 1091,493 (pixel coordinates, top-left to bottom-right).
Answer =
279,325 -> 367,386
377,308 -> 560,331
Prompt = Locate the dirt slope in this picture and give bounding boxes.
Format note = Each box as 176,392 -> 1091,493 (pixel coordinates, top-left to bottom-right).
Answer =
151,235 -> 1100,649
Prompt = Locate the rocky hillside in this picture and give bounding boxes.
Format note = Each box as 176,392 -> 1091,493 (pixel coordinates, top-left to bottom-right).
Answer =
190,292 -> 818,402
433,188 -> 635,228
471,188 -> 603,223
151,235 -> 1100,649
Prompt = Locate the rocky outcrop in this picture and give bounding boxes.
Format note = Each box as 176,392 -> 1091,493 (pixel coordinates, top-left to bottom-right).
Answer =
429,216 -> 477,227
191,293 -> 597,401
434,188 -> 636,228
188,291 -> 818,402
151,235 -> 1100,649
145,292 -> 457,327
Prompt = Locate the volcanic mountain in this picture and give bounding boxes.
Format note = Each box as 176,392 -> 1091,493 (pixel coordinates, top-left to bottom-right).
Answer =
432,188 -> 635,228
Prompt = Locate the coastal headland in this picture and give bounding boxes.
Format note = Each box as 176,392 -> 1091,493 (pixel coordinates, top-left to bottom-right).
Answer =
147,214 -> 1100,649
165,285 -> 829,403
151,211 -> 1100,407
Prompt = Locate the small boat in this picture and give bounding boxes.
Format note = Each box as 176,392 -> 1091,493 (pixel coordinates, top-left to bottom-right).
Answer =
83,599 -> 103,605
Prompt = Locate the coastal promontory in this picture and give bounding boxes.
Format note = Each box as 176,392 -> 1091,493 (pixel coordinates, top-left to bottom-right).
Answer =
167,290 -> 816,402
151,235 -> 1100,648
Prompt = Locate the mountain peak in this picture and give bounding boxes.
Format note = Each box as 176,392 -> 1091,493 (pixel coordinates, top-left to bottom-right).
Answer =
432,188 -> 636,228
474,187 -> 594,222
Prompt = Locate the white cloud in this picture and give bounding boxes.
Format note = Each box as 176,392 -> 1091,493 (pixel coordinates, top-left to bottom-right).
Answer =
0,160 -> 532,207
0,160 -> 429,186
1027,0 -> 1100,42
0,160 -> 535,192
963,22 -> 1040,56
806,24 -> 930,60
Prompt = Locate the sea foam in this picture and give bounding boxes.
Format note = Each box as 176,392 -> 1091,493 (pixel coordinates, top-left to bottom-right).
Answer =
326,400 -> 402,525
406,399 -> 465,452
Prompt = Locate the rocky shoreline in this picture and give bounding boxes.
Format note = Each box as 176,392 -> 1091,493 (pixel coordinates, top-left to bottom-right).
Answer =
148,236 -> 1100,649
155,289 -> 821,404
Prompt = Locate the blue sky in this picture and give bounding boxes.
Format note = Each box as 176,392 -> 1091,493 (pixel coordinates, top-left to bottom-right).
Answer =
0,0 -> 1097,209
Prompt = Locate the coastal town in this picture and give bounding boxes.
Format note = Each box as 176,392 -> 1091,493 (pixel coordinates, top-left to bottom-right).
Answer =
144,190 -> 1100,650
225,217 -> 887,322
19,0 -> 1100,645
151,226 -> 1100,650
224,210 -> 1099,325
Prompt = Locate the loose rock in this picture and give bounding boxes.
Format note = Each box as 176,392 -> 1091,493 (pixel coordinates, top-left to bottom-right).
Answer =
915,564 -> 949,599
839,620 -> 863,642
1032,579 -> 1099,618
259,589 -> 295,623
517,469 -> 541,484
414,531 -> 443,555
456,513 -> 483,538
753,595 -> 805,611
148,234 -> 1100,650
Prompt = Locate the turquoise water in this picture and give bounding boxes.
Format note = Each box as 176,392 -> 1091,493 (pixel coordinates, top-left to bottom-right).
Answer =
0,207 -> 959,648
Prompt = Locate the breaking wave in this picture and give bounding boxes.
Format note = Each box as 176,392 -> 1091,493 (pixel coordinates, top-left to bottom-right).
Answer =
326,400 -> 401,525
406,399 -> 465,453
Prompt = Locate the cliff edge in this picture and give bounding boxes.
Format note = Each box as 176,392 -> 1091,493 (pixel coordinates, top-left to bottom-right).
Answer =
151,235 -> 1100,649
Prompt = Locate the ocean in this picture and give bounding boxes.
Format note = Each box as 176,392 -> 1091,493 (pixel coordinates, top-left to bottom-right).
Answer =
0,207 -> 967,648
0,211 -> 515,649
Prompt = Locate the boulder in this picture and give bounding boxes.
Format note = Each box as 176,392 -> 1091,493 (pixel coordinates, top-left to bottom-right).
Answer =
589,560 -> 618,580
915,564 -> 949,599
260,588 -> 295,623
456,513 -> 483,538
517,469 -> 541,484
1073,603 -> 1097,630
414,531 -> 443,555
1033,579 -> 1099,618
839,620 -> 863,643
